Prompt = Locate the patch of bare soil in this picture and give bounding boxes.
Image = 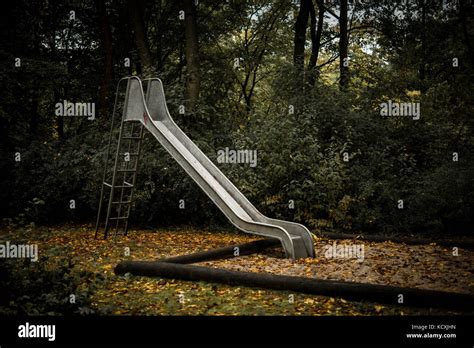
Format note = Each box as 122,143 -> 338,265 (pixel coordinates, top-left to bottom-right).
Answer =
201,238 -> 474,295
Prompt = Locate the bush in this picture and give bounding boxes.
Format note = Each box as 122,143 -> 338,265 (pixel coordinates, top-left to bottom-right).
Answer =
0,255 -> 104,315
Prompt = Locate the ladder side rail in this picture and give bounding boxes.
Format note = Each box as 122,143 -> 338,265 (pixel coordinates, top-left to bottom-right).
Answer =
114,122 -> 136,236
104,79 -> 132,238
95,77 -> 130,238
123,124 -> 144,235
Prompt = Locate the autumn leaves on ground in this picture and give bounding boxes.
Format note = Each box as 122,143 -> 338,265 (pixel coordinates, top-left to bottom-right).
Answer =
0,225 -> 472,315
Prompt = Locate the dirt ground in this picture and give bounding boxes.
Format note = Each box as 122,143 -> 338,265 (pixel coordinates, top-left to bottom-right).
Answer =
202,237 -> 473,295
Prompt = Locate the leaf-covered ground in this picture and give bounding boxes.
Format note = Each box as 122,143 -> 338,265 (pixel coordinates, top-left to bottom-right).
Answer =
1,225 -> 472,315
201,237 -> 474,295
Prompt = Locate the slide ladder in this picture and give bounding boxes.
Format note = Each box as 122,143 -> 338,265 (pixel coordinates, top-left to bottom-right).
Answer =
95,79 -> 145,238
96,76 -> 315,259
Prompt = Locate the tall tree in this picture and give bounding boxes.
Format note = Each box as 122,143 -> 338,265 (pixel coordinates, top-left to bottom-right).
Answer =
237,1 -> 285,111
307,0 -> 324,86
339,0 -> 349,89
128,0 -> 154,77
29,3 -> 41,136
97,0 -> 114,119
46,4 -> 64,139
293,0 -> 312,72
459,0 -> 474,66
183,0 -> 200,108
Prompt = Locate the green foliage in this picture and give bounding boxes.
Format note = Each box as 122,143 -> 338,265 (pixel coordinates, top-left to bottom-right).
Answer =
0,0 -> 472,235
0,256 -> 104,315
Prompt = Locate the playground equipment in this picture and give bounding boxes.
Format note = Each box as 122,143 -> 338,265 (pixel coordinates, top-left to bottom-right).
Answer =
95,76 -> 315,259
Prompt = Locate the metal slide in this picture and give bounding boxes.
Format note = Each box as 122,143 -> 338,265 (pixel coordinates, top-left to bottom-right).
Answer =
120,76 -> 314,259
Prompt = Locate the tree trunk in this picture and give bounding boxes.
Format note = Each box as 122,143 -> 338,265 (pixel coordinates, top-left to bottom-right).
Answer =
183,0 -> 200,109
30,92 -> 39,136
339,0 -> 349,90
30,8 -> 40,137
293,0 -> 312,72
128,0 -> 154,77
419,0 -> 426,84
307,0 -> 324,86
49,27 -> 64,140
318,232 -> 474,249
459,0 -> 474,66
155,0 -> 163,71
54,89 -> 64,139
97,0 -> 114,119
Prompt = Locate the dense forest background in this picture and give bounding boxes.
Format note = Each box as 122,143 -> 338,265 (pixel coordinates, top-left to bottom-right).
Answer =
0,0 -> 472,236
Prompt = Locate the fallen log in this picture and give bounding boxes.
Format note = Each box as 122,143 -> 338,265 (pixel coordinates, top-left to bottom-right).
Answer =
114,261 -> 474,311
159,238 -> 281,264
319,232 -> 474,249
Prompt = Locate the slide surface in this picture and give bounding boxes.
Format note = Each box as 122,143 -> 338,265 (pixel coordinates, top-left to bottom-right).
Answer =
123,77 -> 315,259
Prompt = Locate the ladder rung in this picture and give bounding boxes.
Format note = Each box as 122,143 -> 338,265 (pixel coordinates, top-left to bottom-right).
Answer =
112,201 -> 132,204
103,182 -> 134,188
109,216 -> 129,220
117,169 -> 136,173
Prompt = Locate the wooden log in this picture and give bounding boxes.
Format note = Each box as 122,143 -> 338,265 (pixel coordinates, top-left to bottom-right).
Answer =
159,238 -> 281,264
114,261 -> 474,311
319,232 -> 474,249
